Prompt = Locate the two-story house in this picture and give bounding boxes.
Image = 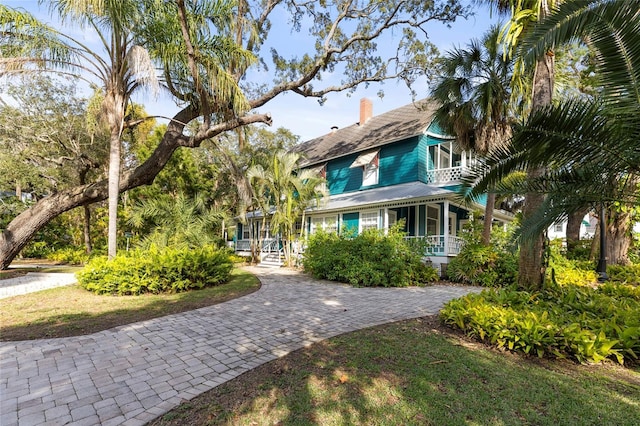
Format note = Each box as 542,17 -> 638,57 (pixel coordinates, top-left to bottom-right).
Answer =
235,98 -> 513,272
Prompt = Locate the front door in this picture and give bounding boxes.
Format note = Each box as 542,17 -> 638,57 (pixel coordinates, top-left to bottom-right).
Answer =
448,212 -> 457,237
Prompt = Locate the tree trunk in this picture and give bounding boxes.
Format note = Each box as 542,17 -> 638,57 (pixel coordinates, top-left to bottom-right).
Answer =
607,208 -> 632,265
590,214 -> 600,261
0,108 -> 193,269
83,205 -> 92,255
106,92 -> 125,260
566,206 -> 590,256
482,192 -> 495,246
0,108 -> 271,269
517,48 -> 554,290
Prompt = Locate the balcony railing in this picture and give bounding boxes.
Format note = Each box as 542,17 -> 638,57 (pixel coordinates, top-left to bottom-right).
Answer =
425,166 -> 465,184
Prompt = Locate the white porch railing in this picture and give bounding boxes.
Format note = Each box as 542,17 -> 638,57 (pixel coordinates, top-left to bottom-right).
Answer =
425,166 -> 465,184
235,239 -> 251,252
237,235 -> 463,257
235,238 -> 281,253
404,235 -> 464,256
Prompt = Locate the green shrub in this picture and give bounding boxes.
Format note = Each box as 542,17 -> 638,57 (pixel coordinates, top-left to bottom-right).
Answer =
20,241 -> 52,259
303,227 -> 438,287
607,264 -> 640,285
446,243 -> 518,287
47,247 -> 91,265
77,245 -> 233,295
445,216 -> 519,287
440,283 -> 640,364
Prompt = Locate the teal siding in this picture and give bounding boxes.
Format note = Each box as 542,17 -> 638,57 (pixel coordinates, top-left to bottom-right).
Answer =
377,137 -> 420,187
417,136 -> 430,183
327,155 -> 361,195
342,212 -> 359,236
327,137 -> 422,195
236,223 -> 243,240
426,120 -> 451,137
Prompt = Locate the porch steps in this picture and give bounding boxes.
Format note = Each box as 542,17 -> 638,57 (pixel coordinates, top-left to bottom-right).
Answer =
259,252 -> 284,268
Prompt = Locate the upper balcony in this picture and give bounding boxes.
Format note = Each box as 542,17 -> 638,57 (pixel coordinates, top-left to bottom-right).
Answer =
425,141 -> 475,184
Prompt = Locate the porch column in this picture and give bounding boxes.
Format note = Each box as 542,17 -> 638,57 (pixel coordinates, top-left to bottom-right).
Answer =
443,200 -> 450,255
384,208 -> 389,235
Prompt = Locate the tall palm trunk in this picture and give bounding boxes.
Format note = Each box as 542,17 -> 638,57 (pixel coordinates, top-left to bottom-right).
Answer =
482,193 -> 496,245
106,92 -> 125,259
518,43 -> 555,289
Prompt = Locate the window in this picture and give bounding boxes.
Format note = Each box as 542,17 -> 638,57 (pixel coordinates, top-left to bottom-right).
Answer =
554,223 -> 563,233
426,206 -> 439,235
350,150 -> 379,187
361,211 -> 379,232
324,216 -> 338,233
311,217 -> 324,234
362,162 -> 379,186
310,216 -> 339,234
242,228 -> 250,240
428,141 -> 462,169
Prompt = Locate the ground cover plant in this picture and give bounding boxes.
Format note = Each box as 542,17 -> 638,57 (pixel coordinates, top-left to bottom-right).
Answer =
303,226 -> 438,287
0,268 -> 259,340
440,283 -> 640,364
150,316 -> 640,426
77,245 -> 234,295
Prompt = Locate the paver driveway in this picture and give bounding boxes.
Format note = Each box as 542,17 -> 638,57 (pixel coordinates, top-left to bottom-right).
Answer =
0,267 -> 480,426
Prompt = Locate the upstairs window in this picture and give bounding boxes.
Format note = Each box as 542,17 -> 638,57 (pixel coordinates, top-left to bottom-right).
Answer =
350,150 -> 379,187
363,162 -> 379,186
428,142 -> 462,169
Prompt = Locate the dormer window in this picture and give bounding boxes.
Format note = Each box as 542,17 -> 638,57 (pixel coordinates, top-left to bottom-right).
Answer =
350,149 -> 379,186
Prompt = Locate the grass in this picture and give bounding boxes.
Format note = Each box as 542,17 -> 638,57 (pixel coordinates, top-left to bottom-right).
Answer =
0,268 -> 260,341
150,316 -> 640,426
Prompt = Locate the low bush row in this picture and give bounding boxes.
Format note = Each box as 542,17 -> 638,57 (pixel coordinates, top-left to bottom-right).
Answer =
440,283 -> 640,364
77,245 -> 233,295
303,228 -> 439,287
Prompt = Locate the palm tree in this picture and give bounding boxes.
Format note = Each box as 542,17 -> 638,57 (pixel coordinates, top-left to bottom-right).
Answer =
1,1 -> 158,259
248,151 -> 327,266
128,192 -> 226,250
0,0 -> 252,263
481,0 -> 560,289
431,25 -> 514,246
465,0 -> 640,265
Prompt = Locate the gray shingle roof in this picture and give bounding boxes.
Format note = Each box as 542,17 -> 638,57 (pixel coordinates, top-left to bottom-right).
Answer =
292,99 -> 438,167
310,181 -> 453,213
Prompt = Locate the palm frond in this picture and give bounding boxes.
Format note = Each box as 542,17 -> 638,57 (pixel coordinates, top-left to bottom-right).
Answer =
520,0 -> 640,105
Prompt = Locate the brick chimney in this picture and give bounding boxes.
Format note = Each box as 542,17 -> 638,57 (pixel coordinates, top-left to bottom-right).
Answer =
359,98 -> 373,125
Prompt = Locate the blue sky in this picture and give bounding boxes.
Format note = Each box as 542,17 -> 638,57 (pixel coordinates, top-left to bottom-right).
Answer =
5,0 -> 500,141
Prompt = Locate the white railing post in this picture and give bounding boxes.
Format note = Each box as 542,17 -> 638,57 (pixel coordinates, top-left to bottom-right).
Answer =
443,201 -> 450,255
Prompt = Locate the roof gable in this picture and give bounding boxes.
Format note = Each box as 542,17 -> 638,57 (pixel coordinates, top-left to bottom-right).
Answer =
292,99 -> 438,167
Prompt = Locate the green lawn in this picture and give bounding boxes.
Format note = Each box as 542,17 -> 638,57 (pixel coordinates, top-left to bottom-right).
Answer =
0,268 -> 260,340
151,317 -> 640,426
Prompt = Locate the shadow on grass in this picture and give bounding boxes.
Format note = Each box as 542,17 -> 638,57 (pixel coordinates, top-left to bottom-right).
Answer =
0,269 -> 260,341
151,317 -> 640,426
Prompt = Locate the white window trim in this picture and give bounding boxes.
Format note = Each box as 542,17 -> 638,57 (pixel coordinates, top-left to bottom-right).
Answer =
359,210 -> 379,233
362,162 -> 379,186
